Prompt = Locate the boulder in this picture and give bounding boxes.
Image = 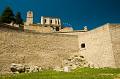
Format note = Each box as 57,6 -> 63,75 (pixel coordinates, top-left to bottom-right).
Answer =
10,63 -> 25,73
63,55 -> 93,70
63,66 -> 71,72
10,63 -> 41,73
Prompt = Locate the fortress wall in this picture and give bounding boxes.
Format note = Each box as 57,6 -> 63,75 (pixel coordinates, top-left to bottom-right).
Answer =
0,27 -> 79,73
24,25 -> 53,33
109,24 -> 120,68
77,24 -> 116,68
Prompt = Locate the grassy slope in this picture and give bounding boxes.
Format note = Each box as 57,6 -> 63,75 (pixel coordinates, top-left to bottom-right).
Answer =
0,68 -> 120,79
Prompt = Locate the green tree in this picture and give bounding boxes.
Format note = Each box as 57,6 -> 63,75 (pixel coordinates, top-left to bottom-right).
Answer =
1,6 -> 15,23
15,12 -> 23,25
0,16 -> 1,22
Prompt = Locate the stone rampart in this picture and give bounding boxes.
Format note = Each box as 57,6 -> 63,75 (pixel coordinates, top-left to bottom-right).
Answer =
0,27 -> 79,73
109,24 -> 120,68
77,24 -> 116,68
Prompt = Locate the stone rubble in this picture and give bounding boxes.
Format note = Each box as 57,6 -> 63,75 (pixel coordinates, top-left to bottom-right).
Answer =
10,63 -> 41,73
54,55 -> 95,72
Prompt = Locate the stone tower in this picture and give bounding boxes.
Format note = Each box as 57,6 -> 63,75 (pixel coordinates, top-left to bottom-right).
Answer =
26,11 -> 33,25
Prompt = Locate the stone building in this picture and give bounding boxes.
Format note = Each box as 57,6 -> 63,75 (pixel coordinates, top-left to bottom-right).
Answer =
24,11 -> 63,33
41,16 -> 61,31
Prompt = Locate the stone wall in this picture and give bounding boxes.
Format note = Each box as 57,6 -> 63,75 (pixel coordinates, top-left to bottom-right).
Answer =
55,23 -> 120,68
0,27 -> 79,73
59,27 -> 73,32
109,24 -> 120,68
0,23 -> 120,73
24,25 -> 53,33
77,24 -> 116,68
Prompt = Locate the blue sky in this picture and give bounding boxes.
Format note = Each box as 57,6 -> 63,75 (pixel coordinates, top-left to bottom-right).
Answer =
0,0 -> 120,30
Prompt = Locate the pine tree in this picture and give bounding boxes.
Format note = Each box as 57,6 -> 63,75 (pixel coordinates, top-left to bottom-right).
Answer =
15,12 -> 23,25
1,6 -> 15,23
0,16 -> 1,23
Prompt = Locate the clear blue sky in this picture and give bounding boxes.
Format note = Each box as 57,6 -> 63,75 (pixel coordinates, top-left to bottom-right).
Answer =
0,0 -> 120,30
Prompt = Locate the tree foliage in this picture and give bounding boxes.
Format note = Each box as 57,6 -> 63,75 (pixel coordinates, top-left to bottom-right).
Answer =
0,16 -> 1,22
1,6 -> 15,23
15,12 -> 23,25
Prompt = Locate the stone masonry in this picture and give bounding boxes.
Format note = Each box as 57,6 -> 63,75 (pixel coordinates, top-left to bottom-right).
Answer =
0,23 -> 120,73
0,26 -> 79,73
59,23 -> 120,68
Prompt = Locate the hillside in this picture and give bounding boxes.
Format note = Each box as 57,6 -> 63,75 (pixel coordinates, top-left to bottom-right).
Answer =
0,23 -> 79,73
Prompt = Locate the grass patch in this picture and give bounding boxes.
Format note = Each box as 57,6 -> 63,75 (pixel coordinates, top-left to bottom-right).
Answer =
0,68 -> 120,79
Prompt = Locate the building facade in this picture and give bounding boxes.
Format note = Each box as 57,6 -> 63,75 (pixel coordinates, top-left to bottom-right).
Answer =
24,11 -> 64,33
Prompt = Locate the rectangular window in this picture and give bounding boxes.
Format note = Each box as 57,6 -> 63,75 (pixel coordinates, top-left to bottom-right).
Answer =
81,43 -> 85,48
50,20 -> 52,23
58,21 -> 59,24
44,19 -> 46,23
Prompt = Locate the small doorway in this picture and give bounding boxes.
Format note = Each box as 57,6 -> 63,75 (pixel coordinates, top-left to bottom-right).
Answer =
56,27 -> 59,31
